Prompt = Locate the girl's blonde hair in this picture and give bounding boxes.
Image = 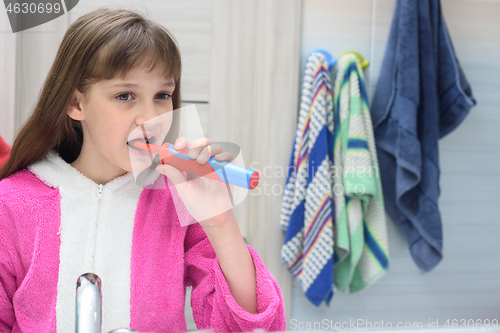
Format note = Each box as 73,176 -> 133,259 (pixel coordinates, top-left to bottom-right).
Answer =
0,8 -> 182,181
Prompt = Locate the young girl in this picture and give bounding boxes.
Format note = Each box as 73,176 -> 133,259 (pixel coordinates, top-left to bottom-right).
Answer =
0,8 -> 285,333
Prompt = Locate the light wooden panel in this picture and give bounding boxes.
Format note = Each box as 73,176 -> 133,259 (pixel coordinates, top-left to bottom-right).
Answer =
69,0 -> 211,102
209,0 -> 302,328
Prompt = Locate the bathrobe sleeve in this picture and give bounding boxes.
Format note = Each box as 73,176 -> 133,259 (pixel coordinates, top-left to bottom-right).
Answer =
183,223 -> 286,333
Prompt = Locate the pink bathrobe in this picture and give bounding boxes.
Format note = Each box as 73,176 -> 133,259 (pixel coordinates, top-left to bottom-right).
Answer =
0,150 -> 285,333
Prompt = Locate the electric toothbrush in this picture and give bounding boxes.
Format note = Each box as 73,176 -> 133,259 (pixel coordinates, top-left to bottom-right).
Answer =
128,140 -> 259,190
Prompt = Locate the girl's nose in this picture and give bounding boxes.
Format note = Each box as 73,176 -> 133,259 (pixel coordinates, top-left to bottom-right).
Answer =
135,103 -> 162,126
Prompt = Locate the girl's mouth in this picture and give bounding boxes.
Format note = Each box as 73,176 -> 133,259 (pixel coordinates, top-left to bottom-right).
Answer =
127,136 -> 157,150
127,136 -> 160,163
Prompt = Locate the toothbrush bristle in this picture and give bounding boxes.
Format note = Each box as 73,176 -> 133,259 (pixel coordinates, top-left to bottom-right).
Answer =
128,140 -> 160,154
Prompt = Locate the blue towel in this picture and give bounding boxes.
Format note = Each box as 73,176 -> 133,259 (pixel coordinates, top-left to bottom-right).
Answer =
280,52 -> 335,306
370,0 -> 476,272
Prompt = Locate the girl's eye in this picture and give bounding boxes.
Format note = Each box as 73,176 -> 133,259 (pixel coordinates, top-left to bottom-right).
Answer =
117,93 -> 133,101
156,92 -> 171,100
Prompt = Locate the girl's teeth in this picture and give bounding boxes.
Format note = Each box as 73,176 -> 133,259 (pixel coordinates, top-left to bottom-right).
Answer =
128,137 -> 155,149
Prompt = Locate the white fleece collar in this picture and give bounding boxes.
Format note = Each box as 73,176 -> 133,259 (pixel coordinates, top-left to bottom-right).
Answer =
27,149 -> 161,192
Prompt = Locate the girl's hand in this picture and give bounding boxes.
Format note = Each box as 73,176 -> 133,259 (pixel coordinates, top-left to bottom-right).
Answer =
155,137 -> 236,226
156,137 -> 258,314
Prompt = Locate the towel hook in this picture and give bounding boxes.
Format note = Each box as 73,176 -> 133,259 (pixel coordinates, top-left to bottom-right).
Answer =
309,49 -> 337,72
340,51 -> 370,69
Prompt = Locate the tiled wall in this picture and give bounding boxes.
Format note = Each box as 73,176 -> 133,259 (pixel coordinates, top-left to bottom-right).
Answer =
293,0 -> 500,326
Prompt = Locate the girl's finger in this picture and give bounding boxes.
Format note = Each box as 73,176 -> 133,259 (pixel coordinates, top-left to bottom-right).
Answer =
214,151 -> 235,162
197,144 -> 224,164
187,137 -> 211,159
190,137 -> 210,149
208,143 -> 222,156
199,144 -> 223,160
175,137 -> 189,150
188,145 -> 204,159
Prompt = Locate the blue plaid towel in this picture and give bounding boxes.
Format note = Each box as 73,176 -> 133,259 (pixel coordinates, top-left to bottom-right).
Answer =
280,52 -> 335,306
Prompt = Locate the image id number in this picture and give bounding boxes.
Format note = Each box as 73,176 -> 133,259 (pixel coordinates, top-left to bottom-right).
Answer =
5,2 -> 61,14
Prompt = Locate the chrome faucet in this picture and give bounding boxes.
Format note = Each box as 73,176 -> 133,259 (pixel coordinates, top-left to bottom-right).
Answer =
76,273 -> 102,333
76,273 -> 138,333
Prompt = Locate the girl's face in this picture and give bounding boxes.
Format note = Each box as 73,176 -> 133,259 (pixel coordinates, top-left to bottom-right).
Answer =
67,65 -> 175,184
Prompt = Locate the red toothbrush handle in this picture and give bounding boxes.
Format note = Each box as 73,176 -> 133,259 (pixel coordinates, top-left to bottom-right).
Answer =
158,143 -> 226,183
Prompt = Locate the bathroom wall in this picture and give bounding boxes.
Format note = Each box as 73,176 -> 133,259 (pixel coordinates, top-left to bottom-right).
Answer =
293,0 -> 500,327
